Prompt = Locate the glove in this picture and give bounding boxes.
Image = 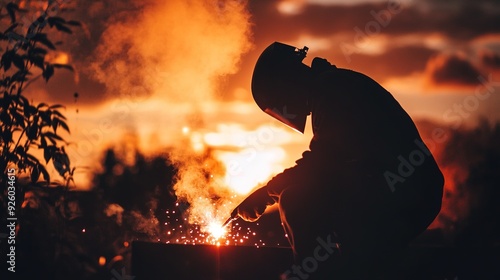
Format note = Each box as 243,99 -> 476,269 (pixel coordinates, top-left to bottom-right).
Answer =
233,187 -> 274,222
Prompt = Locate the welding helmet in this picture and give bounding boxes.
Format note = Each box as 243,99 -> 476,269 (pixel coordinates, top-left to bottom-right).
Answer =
251,42 -> 311,133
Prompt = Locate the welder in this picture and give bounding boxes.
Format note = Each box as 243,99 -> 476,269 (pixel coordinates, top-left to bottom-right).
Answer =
230,42 -> 444,279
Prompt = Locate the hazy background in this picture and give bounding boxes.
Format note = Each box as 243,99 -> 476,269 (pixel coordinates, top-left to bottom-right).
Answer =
14,0 -> 500,237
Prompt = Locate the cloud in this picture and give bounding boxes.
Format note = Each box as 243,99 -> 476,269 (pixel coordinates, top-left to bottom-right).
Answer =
224,0 -> 499,98
384,1 -> 500,40
329,45 -> 437,82
250,0 -> 394,42
27,0 -> 500,103
424,53 -> 483,87
250,0 -> 500,43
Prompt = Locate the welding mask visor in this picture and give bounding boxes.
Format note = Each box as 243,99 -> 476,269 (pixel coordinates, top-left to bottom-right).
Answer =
251,42 -> 310,133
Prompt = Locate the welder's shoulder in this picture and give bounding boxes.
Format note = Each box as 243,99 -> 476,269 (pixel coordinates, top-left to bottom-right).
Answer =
315,67 -> 377,91
337,68 -> 383,88
312,70 -> 367,108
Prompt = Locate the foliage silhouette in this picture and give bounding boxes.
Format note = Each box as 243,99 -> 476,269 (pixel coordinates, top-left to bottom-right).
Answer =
93,147 -> 177,215
10,144 -> 180,279
0,1 -> 80,187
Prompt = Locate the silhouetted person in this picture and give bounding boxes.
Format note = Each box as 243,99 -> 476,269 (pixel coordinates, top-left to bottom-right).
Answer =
231,42 -> 444,279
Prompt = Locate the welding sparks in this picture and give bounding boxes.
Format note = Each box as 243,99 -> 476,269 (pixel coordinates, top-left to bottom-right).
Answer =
162,204 -> 272,247
168,123 -> 293,247
207,221 -> 227,240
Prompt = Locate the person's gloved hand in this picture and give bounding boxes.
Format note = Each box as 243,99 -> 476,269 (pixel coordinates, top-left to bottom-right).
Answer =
232,187 -> 273,222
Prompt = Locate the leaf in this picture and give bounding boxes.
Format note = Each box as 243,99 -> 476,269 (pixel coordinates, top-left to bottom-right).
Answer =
12,53 -> 25,70
54,23 -> 72,34
49,104 -> 65,109
53,151 -> 70,176
26,153 -> 41,164
24,104 -> 37,117
19,95 -> 29,106
31,33 -> 56,50
6,3 -> 19,24
43,64 -> 54,82
45,134 -> 56,145
1,129 -> 12,143
6,152 -> 19,163
31,165 -> 40,183
15,146 -> 25,157
39,110 -> 51,124
0,110 -> 11,125
66,20 -> 81,26
0,96 -> 6,106
11,70 -> 29,83
30,55 -> 45,70
41,135 -> 47,148
47,16 -> 65,27
52,117 -> 58,132
27,123 -> 39,140
5,31 -> 27,45
33,16 -> 48,29
44,131 -> 64,141
30,47 -> 48,55
39,164 -> 50,182
37,103 -> 48,109
58,119 -> 70,133
51,109 -> 67,120
43,145 -> 52,163
1,50 -> 13,71
11,109 -> 25,128
0,78 -> 8,87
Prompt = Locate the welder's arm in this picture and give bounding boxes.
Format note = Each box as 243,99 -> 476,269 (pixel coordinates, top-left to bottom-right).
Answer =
232,186 -> 275,222
265,149 -> 318,196
233,150 -> 318,222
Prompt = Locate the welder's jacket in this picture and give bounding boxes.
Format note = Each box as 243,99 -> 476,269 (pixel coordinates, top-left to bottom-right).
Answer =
261,59 -> 444,248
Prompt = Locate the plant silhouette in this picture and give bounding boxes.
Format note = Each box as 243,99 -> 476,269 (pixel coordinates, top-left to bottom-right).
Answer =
0,1 -> 80,188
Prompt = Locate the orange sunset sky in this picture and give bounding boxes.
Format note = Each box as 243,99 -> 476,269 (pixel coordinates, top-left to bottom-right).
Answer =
15,0 -> 500,190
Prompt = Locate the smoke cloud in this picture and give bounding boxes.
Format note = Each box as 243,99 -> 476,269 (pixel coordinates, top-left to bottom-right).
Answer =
90,0 -> 252,103
168,145 -> 236,230
89,0 -> 254,236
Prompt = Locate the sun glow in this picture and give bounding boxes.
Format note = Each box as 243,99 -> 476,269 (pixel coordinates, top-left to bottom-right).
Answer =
200,124 -> 289,194
216,147 -> 285,194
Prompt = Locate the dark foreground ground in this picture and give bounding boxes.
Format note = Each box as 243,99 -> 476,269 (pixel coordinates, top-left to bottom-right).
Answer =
132,238 -> 500,280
